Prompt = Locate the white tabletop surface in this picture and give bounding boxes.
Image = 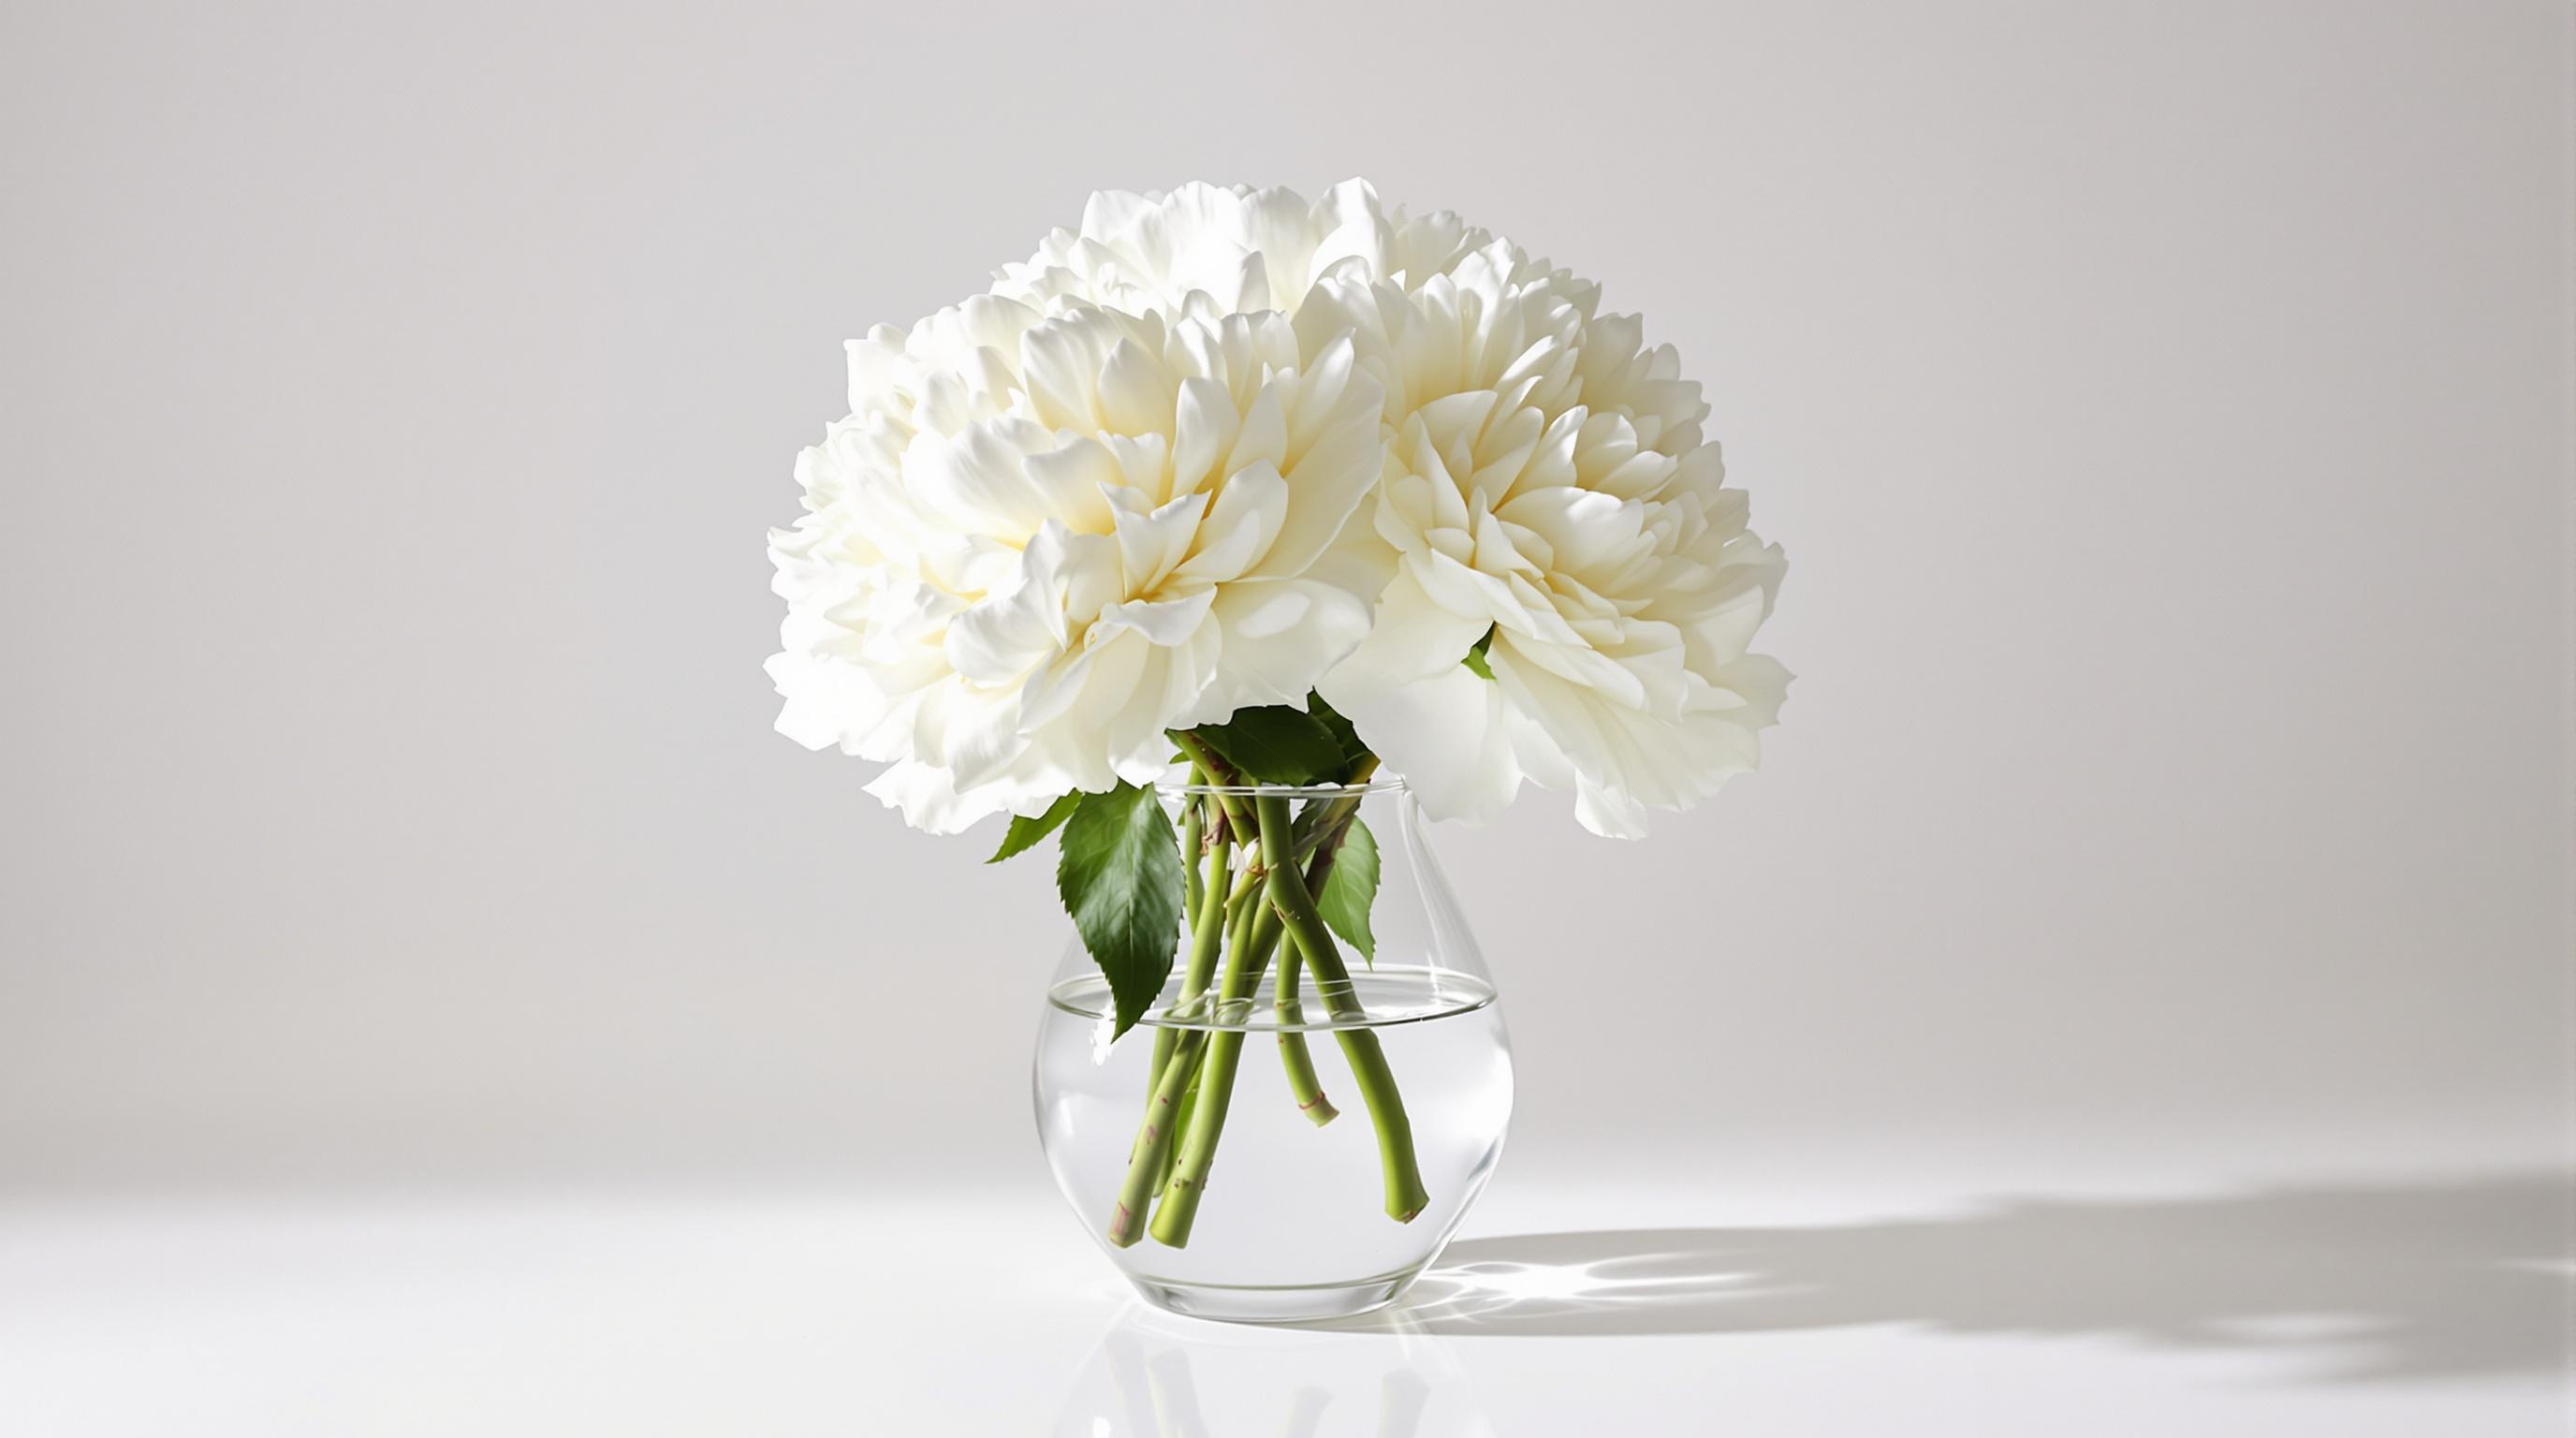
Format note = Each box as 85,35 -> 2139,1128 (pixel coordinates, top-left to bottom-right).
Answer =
7,1160 -> 2567,1436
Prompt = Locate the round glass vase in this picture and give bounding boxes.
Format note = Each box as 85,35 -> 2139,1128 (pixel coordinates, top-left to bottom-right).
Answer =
1033,778 -> 1512,1324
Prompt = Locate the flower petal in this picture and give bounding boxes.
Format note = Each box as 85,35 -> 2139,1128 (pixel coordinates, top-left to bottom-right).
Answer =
1324,663 -> 1523,826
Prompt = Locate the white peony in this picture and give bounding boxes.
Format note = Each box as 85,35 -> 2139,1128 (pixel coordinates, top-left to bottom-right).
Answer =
768,297 -> 1388,833
990,180 -> 1515,322
771,180 -> 1787,839
1293,220 -> 1791,838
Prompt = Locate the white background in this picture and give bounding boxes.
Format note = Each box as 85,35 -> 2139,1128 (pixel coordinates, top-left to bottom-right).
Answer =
3,1 -> 2568,1431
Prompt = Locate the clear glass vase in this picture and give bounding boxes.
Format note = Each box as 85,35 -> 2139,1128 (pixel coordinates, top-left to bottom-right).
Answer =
1033,779 -> 1513,1324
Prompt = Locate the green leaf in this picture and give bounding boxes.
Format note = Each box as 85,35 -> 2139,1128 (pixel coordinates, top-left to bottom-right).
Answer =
1195,705 -> 1346,784
1461,626 -> 1498,681
1304,691 -> 1368,773
1315,818 -> 1380,963
1056,783 -> 1187,1038
987,792 -> 1083,864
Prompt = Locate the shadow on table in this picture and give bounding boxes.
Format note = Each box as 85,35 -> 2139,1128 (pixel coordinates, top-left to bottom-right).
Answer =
1310,1172 -> 2571,1383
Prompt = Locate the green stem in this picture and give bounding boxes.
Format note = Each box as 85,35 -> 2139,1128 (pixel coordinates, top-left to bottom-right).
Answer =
1168,732 -> 1254,833
1272,938 -> 1339,1126
1271,779 -> 1376,1128
1161,1067 -> 1202,1193
1287,755 -> 1381,863
1149,834 -> 1290,1248
1146,818 -> 1232,1108
1263,803 -> 1431,1224
1178,791 -> 1204,917
1106,1023 -> 1208,1247
1151,847 -> 1253,1190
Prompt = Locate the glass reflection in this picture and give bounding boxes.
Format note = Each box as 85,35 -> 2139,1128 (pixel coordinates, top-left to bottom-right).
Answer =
1052,1302 -> 1495,1437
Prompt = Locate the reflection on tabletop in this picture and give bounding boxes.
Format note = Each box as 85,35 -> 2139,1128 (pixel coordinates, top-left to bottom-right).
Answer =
1056,1304 -> 1495,1438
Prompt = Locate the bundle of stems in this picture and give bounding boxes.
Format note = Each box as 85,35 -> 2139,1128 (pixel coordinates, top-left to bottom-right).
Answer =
1104,746 -> 1427,1249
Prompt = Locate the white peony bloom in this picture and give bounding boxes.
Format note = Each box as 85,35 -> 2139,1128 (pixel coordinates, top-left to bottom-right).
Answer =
768,297 -> 1389,833
773,178 -> 1787,840
1300,242 -> 1792,838
991,180 -> 1531,326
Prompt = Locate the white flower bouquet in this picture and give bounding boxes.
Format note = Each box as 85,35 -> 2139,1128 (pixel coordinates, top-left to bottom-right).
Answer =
770,182 -> 1785,1266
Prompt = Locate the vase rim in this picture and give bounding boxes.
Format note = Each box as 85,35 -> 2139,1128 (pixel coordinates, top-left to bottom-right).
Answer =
1154,777 -> 1408,799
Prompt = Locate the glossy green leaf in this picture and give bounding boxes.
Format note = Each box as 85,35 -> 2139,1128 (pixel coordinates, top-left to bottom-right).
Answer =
1461,626 -> 1498,681
1194,705 -> 1346,785
1315,818 -> 1380,963
1304,691 -> 1368,773
987,792 -> 1083,864
1055,783 -> 1187,1037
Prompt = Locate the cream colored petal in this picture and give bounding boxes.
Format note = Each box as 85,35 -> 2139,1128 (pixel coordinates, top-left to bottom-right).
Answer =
1110,490 -> 1208,594
1095,587 -> 1216,647
1175,462 -> 1287,582
1205,577 -> 1371,712
1248,416 -> 1379,580
1324,663 -> 1522,827
1169,376 -> 1238,499
1321,566 -> 1489,694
